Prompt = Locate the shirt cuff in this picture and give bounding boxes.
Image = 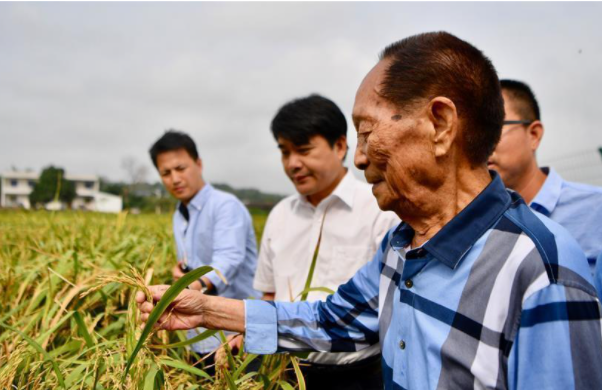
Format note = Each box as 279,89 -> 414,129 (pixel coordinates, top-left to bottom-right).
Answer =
244,299 -> 278,354
205,270 -> 226,294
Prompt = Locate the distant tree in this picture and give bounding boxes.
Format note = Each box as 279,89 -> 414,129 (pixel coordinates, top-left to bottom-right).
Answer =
99,177 -> 125,196
121,156 -> 148,185
213,183 -> 284,205
121,156 -> 150,209
30,166 -> 76,208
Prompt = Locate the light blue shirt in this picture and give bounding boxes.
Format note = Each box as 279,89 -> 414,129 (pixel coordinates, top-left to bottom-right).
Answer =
244,173 -> 602,389
530,167 -> 602,272
174,183 -> 259,352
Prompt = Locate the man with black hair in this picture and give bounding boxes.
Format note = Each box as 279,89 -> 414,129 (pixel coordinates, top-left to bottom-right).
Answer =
221,94 -> 398,389
489,79 -> 602,272
149,130 -> 258,362
139,33 -> 602,389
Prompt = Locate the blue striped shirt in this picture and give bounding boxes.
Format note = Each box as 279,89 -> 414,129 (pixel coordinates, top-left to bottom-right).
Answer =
244,173 -> 602,389
595,252 -> 602,301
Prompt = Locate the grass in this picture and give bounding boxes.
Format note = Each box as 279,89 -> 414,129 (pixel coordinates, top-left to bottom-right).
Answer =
0,209 -> 298,390
249,208 -> 269,244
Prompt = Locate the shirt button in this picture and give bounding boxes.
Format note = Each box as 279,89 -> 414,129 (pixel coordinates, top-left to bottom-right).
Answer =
399,340 -> 406,350
404,279 -> 413,288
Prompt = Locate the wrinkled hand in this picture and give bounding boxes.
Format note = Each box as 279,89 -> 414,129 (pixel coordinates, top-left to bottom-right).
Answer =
136,285 -> 207,331
215,334 -> 244,368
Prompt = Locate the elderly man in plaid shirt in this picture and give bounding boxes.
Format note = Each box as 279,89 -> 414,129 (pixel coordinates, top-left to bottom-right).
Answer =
138,31 -> 602,390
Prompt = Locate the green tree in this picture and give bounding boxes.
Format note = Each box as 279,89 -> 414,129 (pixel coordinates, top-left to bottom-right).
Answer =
29,166 -> 76,208
99,177 -> 125,196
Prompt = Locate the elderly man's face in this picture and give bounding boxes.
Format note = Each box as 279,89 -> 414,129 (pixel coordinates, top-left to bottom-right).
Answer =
352,60 -> 442,214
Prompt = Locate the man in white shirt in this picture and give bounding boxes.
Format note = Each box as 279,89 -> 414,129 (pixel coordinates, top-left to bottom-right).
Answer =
225,94 -> 398,390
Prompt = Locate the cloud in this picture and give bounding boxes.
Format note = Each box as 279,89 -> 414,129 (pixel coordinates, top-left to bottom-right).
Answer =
1,2 -> 602,193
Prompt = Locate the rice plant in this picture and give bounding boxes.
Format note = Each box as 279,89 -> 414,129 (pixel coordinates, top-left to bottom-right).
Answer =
0,209 -> 299,389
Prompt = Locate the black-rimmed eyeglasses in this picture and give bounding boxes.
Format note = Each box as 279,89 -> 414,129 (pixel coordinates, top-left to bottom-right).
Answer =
503,120 -> 533,126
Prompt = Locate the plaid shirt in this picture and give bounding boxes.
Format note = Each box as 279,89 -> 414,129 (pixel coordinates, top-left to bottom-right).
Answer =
244,173 -> 602,389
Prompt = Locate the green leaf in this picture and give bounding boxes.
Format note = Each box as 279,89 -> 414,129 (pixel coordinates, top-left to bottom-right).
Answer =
73,311 -> 95,348
155,369 -> 165,390
149,329 -> 218,349
294,287 -> 335,301
290,357 -> 306,390
122,266 -> 213,383
219,331 -> 237,375
300,215 -> 327,301
258,373 -> 271,389
158,357 -> 212,380
143,367 -> 159,390
222,367 -> 238,390
233,353 -> 258,381
236,371 -> 258,384
35,307 -> 74,345
0,321 -> 66,389
98,315 -> 125,336
65,364 -> 87,387
277,381 -> 295,390
47,340 -> 82,359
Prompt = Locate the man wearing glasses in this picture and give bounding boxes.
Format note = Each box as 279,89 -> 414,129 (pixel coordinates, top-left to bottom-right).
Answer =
488,79 -> 602,274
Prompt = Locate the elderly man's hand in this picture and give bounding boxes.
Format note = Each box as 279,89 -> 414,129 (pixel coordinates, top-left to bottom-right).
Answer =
136,285 -> 207,331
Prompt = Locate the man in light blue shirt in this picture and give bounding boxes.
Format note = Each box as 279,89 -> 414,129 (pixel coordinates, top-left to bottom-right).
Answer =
138,33 -> 602,390
489,80 -> 602,272
149,130 -> 258,356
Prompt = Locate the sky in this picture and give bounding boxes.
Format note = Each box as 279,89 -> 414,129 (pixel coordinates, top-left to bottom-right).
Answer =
2,2 -> 602,195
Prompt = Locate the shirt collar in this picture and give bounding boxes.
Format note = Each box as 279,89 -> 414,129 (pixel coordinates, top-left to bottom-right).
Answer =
390,171 -> 512,269
179,183 -> 213,214
329,169 -> 356,209
293,169 -> 356,210
530,167 -> 563,216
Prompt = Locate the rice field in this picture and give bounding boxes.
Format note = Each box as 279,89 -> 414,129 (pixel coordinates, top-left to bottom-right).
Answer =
0,209 -> 300,390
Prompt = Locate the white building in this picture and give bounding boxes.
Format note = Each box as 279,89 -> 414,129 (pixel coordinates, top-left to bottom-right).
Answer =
1,171 -> 122,213
0,171 -> 38,209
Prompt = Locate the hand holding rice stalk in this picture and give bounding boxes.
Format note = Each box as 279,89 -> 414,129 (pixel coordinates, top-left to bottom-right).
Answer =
125,266 -> 216,381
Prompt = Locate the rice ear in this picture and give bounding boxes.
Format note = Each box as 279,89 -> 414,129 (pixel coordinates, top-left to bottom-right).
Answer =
122,265 -> 213,383
0,321 -> 67,389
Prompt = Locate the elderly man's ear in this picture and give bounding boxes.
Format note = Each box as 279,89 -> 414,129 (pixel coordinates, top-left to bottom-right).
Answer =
427,97 -> 458,158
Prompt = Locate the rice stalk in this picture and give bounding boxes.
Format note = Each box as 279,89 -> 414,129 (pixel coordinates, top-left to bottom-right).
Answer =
0,210 -> 299,390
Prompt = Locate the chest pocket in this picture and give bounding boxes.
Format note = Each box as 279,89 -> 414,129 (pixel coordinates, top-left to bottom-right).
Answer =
328,245 -> 373,286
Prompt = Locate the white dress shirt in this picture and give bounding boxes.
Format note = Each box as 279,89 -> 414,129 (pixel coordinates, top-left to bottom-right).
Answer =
253,170 -> 399,364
